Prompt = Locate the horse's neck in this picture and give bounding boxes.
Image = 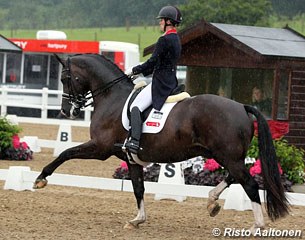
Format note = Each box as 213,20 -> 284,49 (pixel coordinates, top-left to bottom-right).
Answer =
92,80 -> 133,113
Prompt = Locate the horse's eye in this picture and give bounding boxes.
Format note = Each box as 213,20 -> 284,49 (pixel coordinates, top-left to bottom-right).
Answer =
61,75 -> 70,83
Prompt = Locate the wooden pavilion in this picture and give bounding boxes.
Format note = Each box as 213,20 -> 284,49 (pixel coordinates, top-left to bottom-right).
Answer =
144,20 -> 305,149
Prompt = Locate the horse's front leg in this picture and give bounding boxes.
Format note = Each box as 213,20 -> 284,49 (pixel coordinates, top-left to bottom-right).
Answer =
124,162 -> 146,229
33,140 -> 101,189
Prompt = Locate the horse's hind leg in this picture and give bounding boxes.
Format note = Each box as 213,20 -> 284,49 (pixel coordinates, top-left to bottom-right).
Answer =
207,174 -> 235,217
242,175 -> 265,232
124,162 -> 146,229
34,140 -> 101,189
227,163 -> 265,232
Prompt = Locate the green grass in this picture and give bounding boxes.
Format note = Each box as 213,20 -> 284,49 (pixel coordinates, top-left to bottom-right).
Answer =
272,19 -> 305,34
1,16 -> 304,61
267,13 -> 305,33
0,26 -> 161,61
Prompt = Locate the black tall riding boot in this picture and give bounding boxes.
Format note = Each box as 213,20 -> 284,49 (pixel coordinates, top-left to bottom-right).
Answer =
125,107 -> 143,154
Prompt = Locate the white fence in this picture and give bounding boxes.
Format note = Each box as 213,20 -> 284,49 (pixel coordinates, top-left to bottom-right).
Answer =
0,86 -> 93,121
1,166 -> 305,207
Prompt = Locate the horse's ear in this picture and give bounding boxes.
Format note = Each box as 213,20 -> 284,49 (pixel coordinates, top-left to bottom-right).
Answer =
54,54 -> 66,68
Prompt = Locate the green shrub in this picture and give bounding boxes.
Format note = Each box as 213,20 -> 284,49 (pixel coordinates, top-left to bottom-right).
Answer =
0,116 -> 21,153
247,136 -> 305,184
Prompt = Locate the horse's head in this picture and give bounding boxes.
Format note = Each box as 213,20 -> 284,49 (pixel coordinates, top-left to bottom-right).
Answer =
55,54 -> 90,119
55,54 -> 131,120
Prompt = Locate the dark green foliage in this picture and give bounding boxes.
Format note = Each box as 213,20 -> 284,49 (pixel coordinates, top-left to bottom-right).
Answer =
0,117 -> 21,152
179,0 -> 272,27
0,0 -> 303,29
247,136 -> 305,184
271,0 -> 305,18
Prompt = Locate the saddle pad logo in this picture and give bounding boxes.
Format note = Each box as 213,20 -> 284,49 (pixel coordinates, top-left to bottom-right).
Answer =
152,111 -> 163,119
146,121 -> 160,127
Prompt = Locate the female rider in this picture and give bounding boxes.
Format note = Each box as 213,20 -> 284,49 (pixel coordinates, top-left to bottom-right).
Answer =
125,5 -> 182,154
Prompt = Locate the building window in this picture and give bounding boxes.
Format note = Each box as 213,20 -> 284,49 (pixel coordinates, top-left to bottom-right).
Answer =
186,66 -> 274,119
6,53 -> 21,85
48,55 -> 60,90
23,54 -> 48,89
277,69 -> 288,119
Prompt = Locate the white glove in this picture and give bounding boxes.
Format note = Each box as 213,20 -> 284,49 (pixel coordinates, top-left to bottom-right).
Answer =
126,71 -> 133,78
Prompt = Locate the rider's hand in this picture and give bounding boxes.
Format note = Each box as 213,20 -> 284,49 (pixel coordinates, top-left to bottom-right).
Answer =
126,71 -> 133,78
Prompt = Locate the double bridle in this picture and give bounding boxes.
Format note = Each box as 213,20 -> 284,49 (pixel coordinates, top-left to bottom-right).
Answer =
61,57 -> 128,110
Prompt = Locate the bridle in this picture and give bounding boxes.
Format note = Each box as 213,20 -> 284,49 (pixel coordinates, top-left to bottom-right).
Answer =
61,57 -> 128,111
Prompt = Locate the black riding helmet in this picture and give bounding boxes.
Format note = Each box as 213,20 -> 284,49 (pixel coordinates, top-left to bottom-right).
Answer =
156,6 -> 182,25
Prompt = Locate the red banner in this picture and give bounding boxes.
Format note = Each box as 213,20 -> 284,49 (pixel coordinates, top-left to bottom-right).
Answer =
10,38 -> 99,54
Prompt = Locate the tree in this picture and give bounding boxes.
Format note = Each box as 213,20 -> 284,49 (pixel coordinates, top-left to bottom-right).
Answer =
179,0 -> 272,28
271,0 -> 305,18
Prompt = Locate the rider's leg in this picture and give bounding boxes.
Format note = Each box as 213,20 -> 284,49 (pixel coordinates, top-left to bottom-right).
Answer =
126,83 -> 152,154
130,83 -> 152,111
126,106 -> 143,154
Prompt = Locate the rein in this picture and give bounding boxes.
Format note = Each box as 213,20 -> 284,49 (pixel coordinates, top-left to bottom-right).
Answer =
87,74 -> 127,107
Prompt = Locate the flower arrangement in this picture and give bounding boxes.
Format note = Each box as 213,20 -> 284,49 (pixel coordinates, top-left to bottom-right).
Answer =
0,116 -> 33,161
203,158 -> 221,172
4,135 -> 33,161
113,156 -> 293,191
247,136 -> 305,184
113,161 -> 160,182
249,159 -> 283,177
184,158 -> 227,186
113,158 -> 228,188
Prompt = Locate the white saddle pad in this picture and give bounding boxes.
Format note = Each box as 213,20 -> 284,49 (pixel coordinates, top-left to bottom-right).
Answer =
122,90 -> 177,134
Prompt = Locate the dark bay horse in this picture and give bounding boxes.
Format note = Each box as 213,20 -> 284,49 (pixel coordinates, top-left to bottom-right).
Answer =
34,54 -> 289,232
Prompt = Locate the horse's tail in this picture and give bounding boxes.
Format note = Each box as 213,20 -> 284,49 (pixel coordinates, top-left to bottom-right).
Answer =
244,105 -> 289,221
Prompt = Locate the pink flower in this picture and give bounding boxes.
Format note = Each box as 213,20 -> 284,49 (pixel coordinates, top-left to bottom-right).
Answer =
12,135 -> 20,148
204,159 -> 221,172
21,142 -> 29,149
249,160 -> 262,176
278,163 -> 283,175
249,159 -> 283,176
120,161 -> 128,169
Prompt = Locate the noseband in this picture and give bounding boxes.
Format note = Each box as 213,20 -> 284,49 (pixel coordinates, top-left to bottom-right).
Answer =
62,57 -> 128,110
61,58 -> 88,111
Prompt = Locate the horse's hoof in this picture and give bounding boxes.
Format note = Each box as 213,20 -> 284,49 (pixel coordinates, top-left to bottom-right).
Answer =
207,202 -> 221,217
250,224 -> 264,235
33,179 -> 48,189
123,222 -> 139,230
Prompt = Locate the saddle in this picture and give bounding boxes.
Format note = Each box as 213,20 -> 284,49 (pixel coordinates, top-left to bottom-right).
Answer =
118,82 -> 190,166
122,81 -> 190,134
128,81 -> 189,120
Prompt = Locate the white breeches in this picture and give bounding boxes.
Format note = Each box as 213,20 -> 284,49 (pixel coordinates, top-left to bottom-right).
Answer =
130,83 -> 152,112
